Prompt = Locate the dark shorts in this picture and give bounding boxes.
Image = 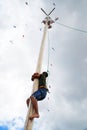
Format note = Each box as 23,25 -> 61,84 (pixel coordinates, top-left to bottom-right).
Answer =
31,88 -> 48,101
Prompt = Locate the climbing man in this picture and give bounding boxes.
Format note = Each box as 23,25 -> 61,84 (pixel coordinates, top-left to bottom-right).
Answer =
26,71 -> 48,120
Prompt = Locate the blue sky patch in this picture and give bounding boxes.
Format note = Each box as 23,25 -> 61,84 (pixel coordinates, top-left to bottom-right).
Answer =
0,126 -> 8,130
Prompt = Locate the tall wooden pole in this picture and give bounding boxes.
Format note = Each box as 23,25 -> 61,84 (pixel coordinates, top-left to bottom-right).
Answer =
24,8 -> 55,130
24,23 -> 48,130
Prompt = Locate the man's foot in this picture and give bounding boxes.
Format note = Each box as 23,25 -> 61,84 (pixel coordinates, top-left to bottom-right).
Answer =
29,113 -> 39,120
26,98 -> 30,107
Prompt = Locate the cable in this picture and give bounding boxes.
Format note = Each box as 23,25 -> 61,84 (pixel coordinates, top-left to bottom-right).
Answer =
56,22 -> 87,34
47,31 -> 50,73
46,30 -> 51,88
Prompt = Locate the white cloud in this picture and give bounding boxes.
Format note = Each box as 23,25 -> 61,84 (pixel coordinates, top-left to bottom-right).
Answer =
0,0 -> 87,130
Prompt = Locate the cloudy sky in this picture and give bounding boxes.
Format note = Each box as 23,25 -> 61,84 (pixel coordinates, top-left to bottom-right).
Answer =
0,0 -> 87,130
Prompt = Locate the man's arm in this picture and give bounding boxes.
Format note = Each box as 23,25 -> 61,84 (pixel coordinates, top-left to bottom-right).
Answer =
31,73 -> 40,81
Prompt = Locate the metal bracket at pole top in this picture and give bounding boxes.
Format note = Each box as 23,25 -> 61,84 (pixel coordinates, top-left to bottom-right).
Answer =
41,8 -> 59,29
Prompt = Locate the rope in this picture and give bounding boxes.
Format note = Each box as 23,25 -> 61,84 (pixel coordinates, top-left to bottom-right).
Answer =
56,22 -> 87,34
46,31 -> 51,88
47,31 -> 50,74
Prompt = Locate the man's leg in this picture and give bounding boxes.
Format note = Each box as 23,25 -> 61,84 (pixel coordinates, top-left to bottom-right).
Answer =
26,98 -> 30,107
29,96 -> 39,120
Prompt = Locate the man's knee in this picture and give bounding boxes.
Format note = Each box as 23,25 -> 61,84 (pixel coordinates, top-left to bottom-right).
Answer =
30,96 -> 36,100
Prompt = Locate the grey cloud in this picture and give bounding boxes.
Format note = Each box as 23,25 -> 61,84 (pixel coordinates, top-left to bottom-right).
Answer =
42,1 -> 87,130
0,0 -> 87,130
